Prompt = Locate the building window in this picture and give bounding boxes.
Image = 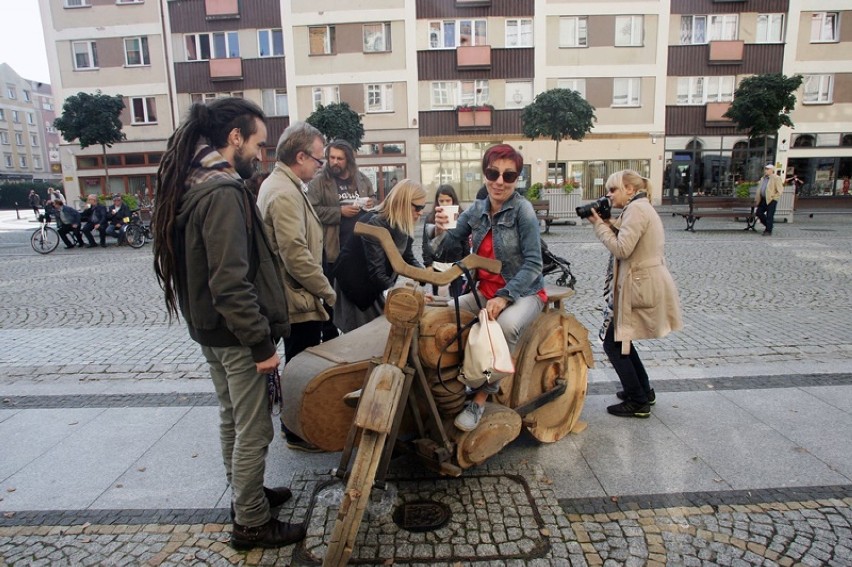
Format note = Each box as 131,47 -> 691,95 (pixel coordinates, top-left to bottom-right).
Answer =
505,19 -> 533,48
73,40 -> 99,69
124,37 -> 150,66
366,83 -> 394,113
811,12 -> 839,43
185,32 -> 239,61
505,81 -> 533,109
363,23 -> 391,53
431,81 -> 454,108
676,76 -> 735,105
130,97 -> 157,123
459,80 -> 489,106
312,86 -> 340,108
3,154 -> 11,168
613,78 -> 640,107
756,14 -> 784,43
557,78 -> 587,99
258,29 -> 284,57
262,89 -> 288,116
27,112 -> 35,125
34,156 -> 42,169
681,15 -> 738,45
428,19 -> 487,49
709,15 -> 738,41
32,133 -> 39,146
15,133 -> 23,146
23,90 -> 31,102
6,86 -> 16,99
0,132 -> 8,144
559,16 -> 588,48
64,0 -> 90,7
803,75 -> 833,104
615,15 -> 643,47
19,155 -> 27,168
680,16 -> 706,44
309,26 -> 336,55
12,110 -> 20,123
117,0 -> 145,4
0,109 -> 4,121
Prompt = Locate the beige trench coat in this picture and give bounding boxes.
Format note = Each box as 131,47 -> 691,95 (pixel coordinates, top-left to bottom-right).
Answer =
256,163 -> 335,325
594,197 -> 683,354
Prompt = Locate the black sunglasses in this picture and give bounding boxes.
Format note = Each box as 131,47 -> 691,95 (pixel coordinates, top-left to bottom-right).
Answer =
484,168 -> 520,183
412,203 -> 426,212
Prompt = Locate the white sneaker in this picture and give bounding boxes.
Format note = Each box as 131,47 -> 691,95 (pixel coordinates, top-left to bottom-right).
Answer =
454,401 -> 485,432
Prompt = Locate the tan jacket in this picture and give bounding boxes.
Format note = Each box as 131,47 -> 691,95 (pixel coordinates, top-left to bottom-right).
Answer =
754,173 -> 784,204
256,163 -> 335,325
594,197 -> 683,354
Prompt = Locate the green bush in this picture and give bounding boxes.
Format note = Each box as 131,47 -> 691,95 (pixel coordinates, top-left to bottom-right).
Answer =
525,182 -> 543,201
735,182 -> 757,199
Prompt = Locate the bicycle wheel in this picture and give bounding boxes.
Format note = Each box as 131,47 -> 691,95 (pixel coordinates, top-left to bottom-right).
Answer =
31,227 -> 60,254
125,224 -> 145,248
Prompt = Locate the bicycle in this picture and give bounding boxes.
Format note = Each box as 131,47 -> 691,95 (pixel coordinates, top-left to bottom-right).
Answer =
30,214 -> 60,255
124,208 -> 153,249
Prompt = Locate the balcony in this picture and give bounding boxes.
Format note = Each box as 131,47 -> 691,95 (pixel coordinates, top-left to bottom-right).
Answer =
205,0 -> 239,20
209,58 -> 243,81
708,40 -> 744,65
457,106 -> 492,130
456,0 -> 491,6
456,45 -> 491,71
705,102 -> 733,126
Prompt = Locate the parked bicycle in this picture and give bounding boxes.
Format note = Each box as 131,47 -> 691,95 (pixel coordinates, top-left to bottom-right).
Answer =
124,208 -> 153,249
30,214 -> 60,255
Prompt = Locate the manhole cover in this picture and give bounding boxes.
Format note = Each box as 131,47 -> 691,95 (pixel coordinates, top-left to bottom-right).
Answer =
392,500 -> 451,532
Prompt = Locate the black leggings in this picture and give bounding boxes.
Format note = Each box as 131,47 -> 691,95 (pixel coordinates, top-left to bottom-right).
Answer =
602,325 -> 652,404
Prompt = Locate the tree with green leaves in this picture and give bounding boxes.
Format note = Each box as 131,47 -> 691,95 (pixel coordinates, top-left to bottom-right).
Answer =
306,102 -> 365,150
723,73 -> 803,166
54,91 -> 126,191
521,89 -> 596,183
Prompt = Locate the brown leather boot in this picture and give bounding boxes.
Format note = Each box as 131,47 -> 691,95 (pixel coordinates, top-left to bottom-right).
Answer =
230,486 -> 293,521
230,518 -> 306,550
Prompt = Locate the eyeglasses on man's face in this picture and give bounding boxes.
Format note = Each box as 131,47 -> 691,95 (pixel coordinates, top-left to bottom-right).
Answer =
304,152 -> 324,168
484,168 -> 520,183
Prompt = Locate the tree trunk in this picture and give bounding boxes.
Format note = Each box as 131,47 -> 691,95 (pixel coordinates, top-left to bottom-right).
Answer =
553,139 -> 560,183
762,135 -> 768,169
102,144 -> 110,194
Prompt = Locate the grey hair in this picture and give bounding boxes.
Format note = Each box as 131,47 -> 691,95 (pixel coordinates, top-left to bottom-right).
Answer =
276,121 -> 324,166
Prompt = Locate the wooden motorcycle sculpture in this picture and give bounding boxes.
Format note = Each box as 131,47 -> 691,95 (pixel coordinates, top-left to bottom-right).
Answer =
280,223 -> 593,566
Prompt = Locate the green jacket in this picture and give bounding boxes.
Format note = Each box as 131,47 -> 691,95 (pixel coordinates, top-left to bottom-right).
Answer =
174,146 -> 289,362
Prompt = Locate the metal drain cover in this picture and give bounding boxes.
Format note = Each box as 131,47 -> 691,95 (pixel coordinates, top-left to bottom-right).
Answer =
392,500 -> 452,532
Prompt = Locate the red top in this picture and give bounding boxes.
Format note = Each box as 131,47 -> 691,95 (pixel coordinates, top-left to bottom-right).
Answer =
476,230 -> 547,303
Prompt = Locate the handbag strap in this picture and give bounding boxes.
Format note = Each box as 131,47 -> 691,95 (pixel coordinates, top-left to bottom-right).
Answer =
435,262 -> 480,393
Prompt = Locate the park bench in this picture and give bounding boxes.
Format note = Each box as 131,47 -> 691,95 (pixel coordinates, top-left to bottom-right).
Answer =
531,199 -> 556,233
675,196 -> 757,232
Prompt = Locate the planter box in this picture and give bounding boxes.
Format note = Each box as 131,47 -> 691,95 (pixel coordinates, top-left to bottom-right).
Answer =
457,109 -> 492,130
542,189 -> 581,220
776,185 -> 795,223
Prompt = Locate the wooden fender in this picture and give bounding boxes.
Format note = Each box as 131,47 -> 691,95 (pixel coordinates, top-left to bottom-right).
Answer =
453,403 -> 522,469
417,306 -> 475,370
510,312 -> 593,443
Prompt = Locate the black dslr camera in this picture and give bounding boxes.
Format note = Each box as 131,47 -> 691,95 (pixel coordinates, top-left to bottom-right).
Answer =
576,196 -> 612,220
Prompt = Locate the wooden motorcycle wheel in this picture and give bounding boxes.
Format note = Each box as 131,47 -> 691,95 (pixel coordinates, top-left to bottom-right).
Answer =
511,312 -> 592,443
322,430 -> 385,567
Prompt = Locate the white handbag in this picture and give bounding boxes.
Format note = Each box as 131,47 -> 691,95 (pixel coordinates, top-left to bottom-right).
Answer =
460,307 -> 515,389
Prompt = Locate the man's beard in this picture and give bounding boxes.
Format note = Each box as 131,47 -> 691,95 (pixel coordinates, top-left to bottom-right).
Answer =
234,147 -> 257,180
330,164 -> 346,178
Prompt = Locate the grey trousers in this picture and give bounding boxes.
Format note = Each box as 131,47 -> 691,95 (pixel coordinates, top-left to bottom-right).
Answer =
201,345 -> 274,527
456,290 -> 544,354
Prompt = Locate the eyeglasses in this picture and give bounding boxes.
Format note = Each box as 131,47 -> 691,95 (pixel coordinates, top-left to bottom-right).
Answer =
304,152 -> 324,168
411,203 -> 426,212
484,168 -> 520,184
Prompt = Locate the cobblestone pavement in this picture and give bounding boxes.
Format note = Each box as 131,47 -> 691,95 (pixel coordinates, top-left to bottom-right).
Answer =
1,211 -> 851,565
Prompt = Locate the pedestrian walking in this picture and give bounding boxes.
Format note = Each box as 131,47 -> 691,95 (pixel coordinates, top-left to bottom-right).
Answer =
151,97 -> 305,550
755,164 -> 784,236
586,170 -> 682,418
28,190 -> 41,219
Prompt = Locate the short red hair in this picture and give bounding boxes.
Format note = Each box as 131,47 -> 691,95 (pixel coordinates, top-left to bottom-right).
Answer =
482,144 -> 523,173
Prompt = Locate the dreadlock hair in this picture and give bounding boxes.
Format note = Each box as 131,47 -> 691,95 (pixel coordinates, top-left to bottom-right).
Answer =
322,139 -> 358,180
152,97 -> 266,319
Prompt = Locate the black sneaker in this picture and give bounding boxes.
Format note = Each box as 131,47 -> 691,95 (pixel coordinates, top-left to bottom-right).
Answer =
285,437 -> 324,453
607,400 -> 651,418
616,389 -> 656,405
230,518 -> 305,550
230,486 -> 293,521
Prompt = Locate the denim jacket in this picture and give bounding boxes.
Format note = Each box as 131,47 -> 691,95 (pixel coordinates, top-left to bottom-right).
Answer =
434,191 -> 543,302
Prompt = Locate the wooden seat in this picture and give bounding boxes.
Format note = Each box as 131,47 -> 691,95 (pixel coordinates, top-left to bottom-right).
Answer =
544,285 -> 574,311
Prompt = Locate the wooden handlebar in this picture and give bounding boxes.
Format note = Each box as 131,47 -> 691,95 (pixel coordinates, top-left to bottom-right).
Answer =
354,222 -> 502,287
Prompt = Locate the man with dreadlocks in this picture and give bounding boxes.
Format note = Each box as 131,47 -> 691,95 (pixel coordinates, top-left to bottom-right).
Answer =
151,98 -> 305,550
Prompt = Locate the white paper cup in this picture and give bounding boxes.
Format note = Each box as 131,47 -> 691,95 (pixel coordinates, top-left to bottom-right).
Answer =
443,205 -> 459,229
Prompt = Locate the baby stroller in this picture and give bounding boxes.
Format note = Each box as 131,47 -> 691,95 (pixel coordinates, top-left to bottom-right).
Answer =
541,239 -> 576,289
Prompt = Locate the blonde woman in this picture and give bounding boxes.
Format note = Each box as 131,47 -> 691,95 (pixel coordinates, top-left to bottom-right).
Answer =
332,179 -> 427,332
587,170 -> 682,418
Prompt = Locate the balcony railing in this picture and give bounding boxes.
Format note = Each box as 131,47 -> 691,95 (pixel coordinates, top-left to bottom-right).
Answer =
209,58 -> 242,80
708,40 -> 744,65
705,102 -> 733,126
456,45 -> 491,70
457,107 -> 492,130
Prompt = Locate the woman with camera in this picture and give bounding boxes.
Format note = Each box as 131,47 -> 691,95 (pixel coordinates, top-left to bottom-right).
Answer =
433,144 -> 545,432
587,170 -> 682,418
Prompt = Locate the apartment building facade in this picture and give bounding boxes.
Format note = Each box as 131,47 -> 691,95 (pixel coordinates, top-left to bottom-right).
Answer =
38,0 -> 851,206
0,63 -> 61,184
